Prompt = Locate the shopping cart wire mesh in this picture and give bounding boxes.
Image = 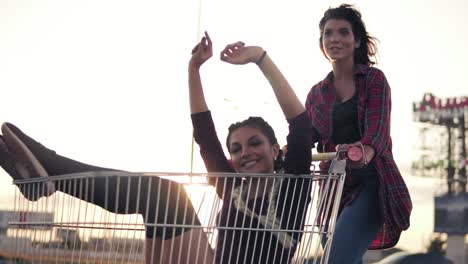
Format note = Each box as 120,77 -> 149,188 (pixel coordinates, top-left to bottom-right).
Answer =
6,156 -> 347,264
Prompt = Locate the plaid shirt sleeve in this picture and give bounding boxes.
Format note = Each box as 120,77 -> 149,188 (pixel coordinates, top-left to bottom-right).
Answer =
360,69 -> 392,156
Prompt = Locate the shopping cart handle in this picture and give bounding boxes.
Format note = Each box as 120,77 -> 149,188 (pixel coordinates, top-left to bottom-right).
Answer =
312,152 -> 337,162
312,146 -> 363,162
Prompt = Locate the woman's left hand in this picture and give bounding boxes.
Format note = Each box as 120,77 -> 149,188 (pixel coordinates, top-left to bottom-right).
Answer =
220,42 -> 263,65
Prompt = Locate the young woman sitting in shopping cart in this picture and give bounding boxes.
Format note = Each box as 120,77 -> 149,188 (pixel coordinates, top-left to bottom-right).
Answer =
188,32 -> 318,263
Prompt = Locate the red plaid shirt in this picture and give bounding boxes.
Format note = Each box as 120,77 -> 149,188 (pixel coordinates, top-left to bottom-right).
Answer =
305,64 -> 412,249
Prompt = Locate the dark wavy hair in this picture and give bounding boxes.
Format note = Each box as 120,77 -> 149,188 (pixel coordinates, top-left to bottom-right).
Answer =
319,4 -> 378,66
226,117 -> 284,172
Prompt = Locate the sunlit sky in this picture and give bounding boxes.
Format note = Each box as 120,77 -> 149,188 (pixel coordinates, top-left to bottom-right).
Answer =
1,0 -> 467,253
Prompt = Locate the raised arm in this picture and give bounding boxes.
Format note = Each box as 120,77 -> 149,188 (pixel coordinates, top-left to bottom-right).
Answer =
189,33 -> 235,196
220,42 -> 304,119
189,31 -> 212,114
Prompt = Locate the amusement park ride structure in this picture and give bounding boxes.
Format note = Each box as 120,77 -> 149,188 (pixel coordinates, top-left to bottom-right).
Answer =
412,93 -> 468,263
413,93 -> 467,195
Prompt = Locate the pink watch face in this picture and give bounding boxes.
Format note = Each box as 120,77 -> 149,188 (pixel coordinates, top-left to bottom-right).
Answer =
347,147 -> 363,162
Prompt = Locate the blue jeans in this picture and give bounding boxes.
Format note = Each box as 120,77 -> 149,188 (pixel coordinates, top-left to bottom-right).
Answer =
323,174 -> 383,264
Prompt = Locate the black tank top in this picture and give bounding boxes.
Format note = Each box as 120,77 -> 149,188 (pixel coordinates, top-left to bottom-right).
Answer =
332,94 -> 360,144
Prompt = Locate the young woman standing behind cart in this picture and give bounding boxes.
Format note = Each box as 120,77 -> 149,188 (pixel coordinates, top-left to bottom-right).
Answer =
189,32 -> 313,263
306,4 -> 412,263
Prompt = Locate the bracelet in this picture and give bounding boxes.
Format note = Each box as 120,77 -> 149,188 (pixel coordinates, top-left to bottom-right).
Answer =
359,142 -> 368,165
255,51 -> 267,65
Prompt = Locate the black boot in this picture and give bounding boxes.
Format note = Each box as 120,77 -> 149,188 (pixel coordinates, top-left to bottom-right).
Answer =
1,123 -> 55,201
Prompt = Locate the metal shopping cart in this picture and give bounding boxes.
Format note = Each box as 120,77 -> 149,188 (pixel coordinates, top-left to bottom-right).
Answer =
5,151 -> 352,264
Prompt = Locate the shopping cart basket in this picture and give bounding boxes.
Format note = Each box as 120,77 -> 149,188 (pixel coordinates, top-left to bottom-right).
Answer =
6,151 -> 351,264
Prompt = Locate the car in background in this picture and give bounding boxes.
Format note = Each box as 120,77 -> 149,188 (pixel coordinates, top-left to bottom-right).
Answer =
373,251 -> 453,264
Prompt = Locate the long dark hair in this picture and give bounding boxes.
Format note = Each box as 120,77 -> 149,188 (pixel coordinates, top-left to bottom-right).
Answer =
227,117 -> 284,172
319,4 -> 378,66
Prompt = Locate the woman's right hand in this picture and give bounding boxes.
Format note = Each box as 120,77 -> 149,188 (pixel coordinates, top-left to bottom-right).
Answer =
335,143 -> 370,169
189,31 -> 212,68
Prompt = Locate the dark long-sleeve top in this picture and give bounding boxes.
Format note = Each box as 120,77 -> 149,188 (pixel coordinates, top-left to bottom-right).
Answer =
305,64 -> 412,249
192,110 -> 313,264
